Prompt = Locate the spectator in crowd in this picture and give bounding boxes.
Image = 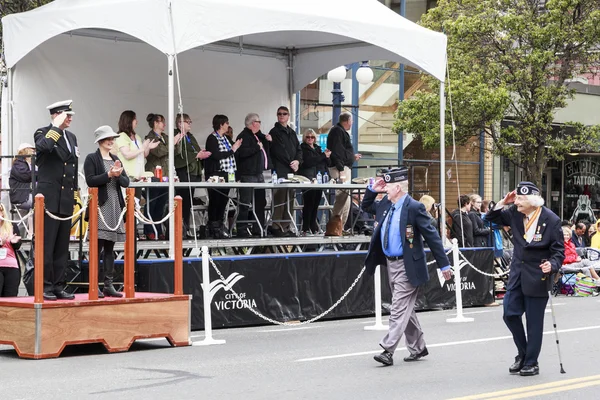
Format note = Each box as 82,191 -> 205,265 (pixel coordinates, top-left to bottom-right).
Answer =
327,112 -> 361,230
205,114 -> 242,239
586,223 -> 597,247
226,126 -> 235,143
469,194 -> 491,247
0,204 -> 22,297
114,110 -> 157,180
561,227 -> 600,282
269,106 -> 302,237
143,113 -> 182,240
571,222 -> 586,248
344,193 -> 374,235
591,219 -> 600,249
84,126 -> 130,298
419,195 -> 438,231
9,143 -> 36,210
235,113 -> 271,237
481,199 -> 491,214
298,128 -> 331,235
451,194 -> 474,247
174,113 -> 211,238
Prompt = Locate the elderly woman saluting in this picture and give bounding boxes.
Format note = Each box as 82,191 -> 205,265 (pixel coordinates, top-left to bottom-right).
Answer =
84,126 -> 130,298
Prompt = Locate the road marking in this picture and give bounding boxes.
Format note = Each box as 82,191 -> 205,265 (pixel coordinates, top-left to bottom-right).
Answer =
256,326 -> 317,333
296,324 -> 600,362
447,374 -> 600,399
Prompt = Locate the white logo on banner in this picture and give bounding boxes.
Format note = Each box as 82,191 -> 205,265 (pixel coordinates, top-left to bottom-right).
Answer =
436,259 -> 475,291
203,272 -> 257,310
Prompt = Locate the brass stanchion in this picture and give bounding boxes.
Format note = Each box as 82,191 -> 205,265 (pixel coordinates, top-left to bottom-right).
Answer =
34,194 -> 45,304
124,188 -> 135,298
174,196 -> 183,295
88,187 -> 99,300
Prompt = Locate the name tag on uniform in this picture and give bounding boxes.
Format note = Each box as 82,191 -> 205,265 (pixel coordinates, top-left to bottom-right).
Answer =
533,233 -> 542,242
0,248 -> 7,260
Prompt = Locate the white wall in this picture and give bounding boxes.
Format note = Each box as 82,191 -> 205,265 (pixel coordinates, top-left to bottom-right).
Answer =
6,34 -> 289,173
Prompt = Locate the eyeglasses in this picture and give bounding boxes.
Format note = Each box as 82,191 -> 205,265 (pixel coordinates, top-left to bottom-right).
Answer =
184,120 -> 192,124
306,136 -> 316,139
254,120 -> 261,124
277,112 -> 289,116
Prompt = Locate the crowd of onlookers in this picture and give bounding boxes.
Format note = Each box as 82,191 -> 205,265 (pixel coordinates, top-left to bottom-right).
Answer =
7,108 -> 364,241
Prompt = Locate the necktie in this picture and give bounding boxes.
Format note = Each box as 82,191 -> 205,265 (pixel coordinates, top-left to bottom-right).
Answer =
383,204 -> 395,251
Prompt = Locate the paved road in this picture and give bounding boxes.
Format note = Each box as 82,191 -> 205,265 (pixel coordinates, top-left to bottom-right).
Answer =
1,296 -> 599,399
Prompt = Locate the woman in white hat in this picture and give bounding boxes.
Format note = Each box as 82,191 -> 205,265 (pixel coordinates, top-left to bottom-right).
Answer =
83,126 -> 130,298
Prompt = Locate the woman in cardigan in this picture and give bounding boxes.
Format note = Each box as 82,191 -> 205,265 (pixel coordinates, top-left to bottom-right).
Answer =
0,204 -> 22,297
204,114 -> 242,239
84,126 -> 130,298
297,129 -> 331,235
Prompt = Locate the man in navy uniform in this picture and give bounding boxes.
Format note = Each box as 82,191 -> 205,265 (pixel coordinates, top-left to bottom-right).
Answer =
486,182 -> 564,376
34,100 -> 79,301
362,167 -> 452,366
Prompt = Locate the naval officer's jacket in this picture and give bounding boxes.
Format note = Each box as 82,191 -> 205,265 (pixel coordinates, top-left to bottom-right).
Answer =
485,205 -> 564,297
361,189 -> 450,287
34,124 -> 79,215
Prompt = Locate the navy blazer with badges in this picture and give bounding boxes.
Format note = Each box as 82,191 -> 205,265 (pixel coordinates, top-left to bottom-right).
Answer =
361,189 -> 450,287
34,124 -> 79,215
485,205 -> 564,297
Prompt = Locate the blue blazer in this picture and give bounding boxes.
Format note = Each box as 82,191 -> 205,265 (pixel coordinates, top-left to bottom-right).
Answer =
362,189 -> 450,287
485,205 -> 564,297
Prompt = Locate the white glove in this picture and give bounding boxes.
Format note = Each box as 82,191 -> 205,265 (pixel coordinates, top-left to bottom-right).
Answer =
52,112 -> 67,128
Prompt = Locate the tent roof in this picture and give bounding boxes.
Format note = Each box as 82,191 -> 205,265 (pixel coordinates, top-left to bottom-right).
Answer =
2,0 -> 447,81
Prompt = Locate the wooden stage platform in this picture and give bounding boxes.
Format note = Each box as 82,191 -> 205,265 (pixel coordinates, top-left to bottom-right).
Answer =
0,293 -> 191,359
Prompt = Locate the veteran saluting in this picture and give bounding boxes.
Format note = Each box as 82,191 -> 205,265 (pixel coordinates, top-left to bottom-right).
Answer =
485,182 -> 564,376
34,100 -> 79,301
362,167 -> 452,366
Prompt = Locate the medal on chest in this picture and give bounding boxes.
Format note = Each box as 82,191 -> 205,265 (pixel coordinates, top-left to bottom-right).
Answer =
406,224 -> 414,248
533,225 -> 542,242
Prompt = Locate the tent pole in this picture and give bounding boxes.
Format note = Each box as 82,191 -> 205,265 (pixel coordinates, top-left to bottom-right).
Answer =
287,49 -> 294,119
439,81 -> 446,243
168,54 -> 175,257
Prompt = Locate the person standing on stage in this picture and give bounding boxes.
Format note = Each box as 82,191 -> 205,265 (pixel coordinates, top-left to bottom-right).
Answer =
485,182 -> 564,376
34,100 -> 79,301
362,167 -> 452,366
84,126 -> 130,298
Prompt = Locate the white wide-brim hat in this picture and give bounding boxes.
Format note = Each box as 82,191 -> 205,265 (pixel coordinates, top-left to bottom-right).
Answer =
94,125 -> 120,143
17,142 -> 35,152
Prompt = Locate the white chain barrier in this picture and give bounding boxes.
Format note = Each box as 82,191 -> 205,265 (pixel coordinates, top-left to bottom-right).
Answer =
0,210 -> 33,224
134,208 -> 176,226
206,249 -> 367,327
458,250 -> 510,278
98,206 -> 128,232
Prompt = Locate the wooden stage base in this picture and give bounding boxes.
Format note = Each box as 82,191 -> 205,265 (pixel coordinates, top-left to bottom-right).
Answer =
0,293 -> 191,359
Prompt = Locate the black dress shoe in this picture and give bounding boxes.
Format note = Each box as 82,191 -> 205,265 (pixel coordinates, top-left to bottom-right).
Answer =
404,347 -> 429,362
374,351 -> 394,366
509,355 -> 524,374
519,364 -> 539,376
54,290 -> 75,300
103,285 -> 124,298
43,292 -> 57,301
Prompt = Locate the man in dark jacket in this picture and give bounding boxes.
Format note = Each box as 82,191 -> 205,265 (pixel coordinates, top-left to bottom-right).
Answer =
362,167 -> 451,367
174,113 -> 211,238
34,100 -> 79,301
235,113 -> 272,237
486,182 -> 564,376
451,194 -> 474,247
268,106 -> 302,237
327,112 -> 361,231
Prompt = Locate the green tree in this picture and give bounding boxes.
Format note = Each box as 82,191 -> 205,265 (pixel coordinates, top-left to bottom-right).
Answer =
394,0 -> 600,187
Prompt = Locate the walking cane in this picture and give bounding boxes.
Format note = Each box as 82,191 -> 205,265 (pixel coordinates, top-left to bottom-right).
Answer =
545,270 -> 566,374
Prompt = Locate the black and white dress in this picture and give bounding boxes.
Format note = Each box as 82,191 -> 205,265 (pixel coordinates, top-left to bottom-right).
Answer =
98,159 -> 126,242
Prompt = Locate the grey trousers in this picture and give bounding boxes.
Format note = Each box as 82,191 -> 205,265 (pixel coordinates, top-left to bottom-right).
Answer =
328,166 -> 351,225
380,258 -> 426,355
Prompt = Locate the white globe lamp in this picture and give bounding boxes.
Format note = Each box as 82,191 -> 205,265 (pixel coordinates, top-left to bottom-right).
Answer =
327,66 -> 347,83
356,65 -> 374,84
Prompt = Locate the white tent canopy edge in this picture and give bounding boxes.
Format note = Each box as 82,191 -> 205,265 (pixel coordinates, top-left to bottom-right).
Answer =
1,0 -> 449,252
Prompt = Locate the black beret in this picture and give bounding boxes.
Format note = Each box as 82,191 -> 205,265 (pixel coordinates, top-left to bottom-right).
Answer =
382,167 -> 408,183
516,181 -> 540,196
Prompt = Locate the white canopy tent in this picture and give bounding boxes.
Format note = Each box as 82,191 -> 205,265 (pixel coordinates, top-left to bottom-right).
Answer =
1,0 -> 448,252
